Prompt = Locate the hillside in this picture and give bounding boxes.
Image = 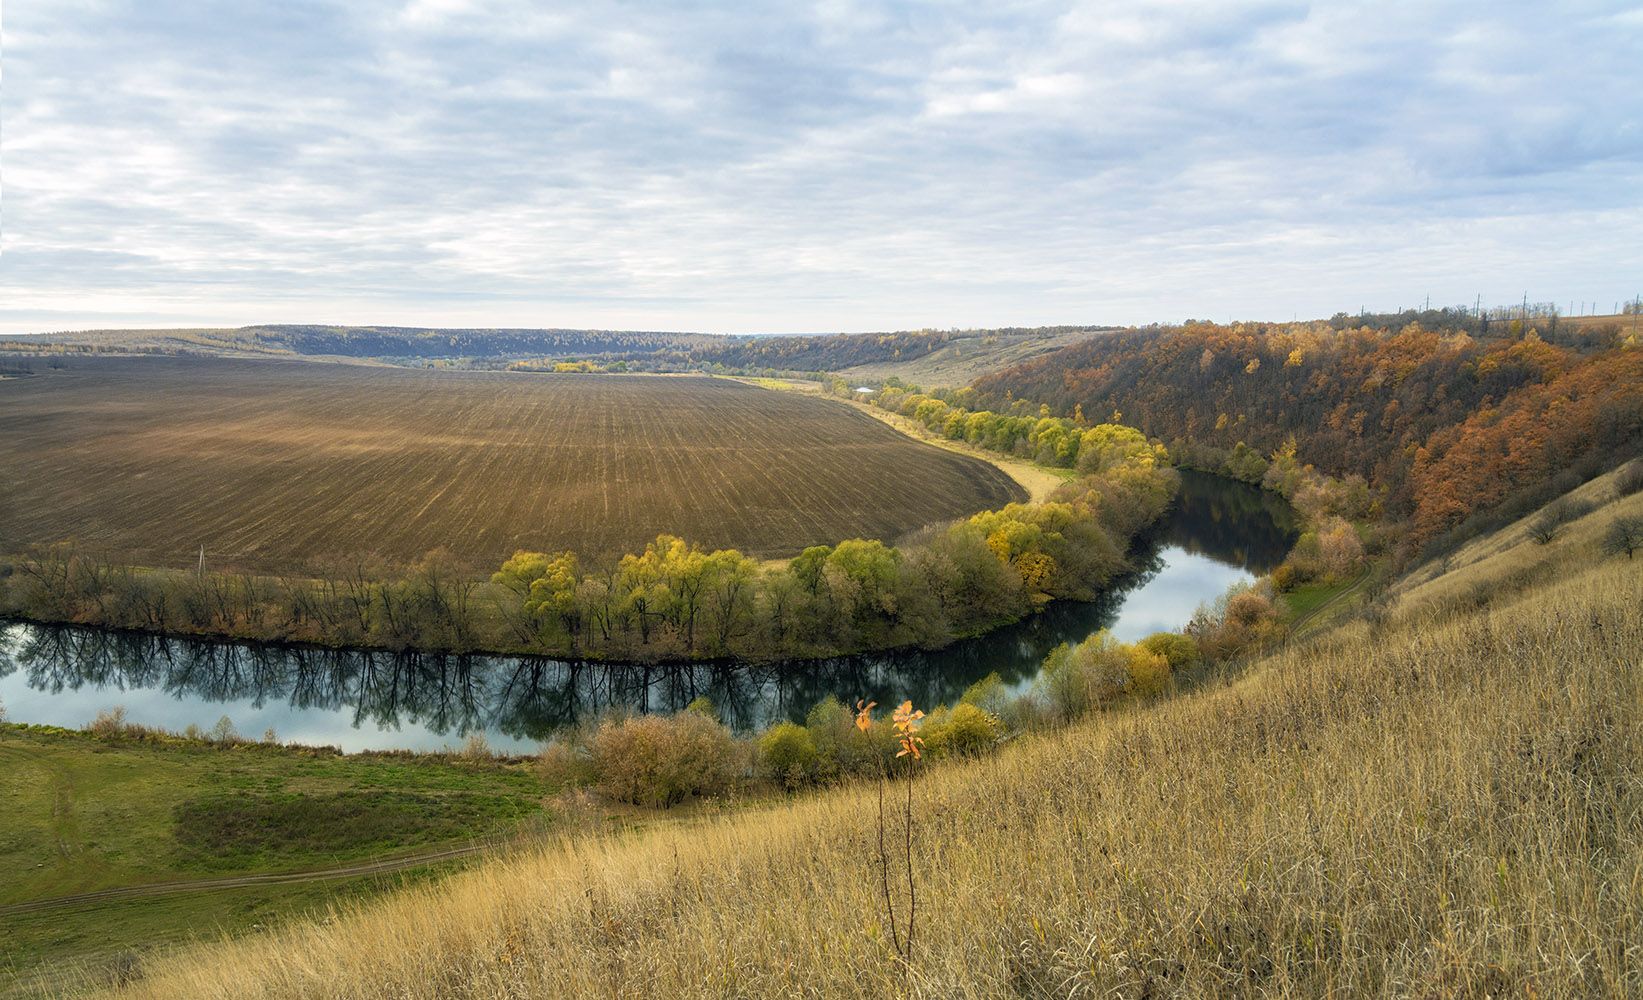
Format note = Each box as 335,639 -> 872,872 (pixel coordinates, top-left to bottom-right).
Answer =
1,325 -> 1118,378
78,486 -> 1643,998
969,321 -> 1643,554
839,327 -> 1115,387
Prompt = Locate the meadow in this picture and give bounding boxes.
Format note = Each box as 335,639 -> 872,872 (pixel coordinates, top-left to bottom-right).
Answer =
55,470 -> 1643,999
0,726 -> 549,995
0,357 -> 1023,574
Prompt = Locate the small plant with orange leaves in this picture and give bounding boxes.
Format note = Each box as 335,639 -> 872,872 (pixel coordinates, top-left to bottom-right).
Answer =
859,698 -> 925,966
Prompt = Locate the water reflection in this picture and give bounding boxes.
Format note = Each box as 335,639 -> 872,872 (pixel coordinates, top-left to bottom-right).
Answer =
0,472 -> 1294,752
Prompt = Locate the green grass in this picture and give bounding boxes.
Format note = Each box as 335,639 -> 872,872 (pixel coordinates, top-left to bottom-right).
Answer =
1280,578 -> 1350,618
171,791 -> 535,871
0,727 -> 545,904
1,863 -> 475,999
0,725 -> 548,990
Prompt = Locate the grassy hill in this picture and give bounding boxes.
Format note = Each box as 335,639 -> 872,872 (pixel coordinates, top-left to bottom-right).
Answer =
76,480 -> 1642,998
839,327 -> 1114,387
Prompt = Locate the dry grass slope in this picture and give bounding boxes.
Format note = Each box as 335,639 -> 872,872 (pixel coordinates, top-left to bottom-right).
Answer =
81,519 -> 1642,996
840,328 -> 1113,387
0,357 -> 1023,573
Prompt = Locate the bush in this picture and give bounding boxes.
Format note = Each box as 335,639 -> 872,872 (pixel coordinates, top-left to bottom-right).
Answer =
588,711 -> 738,808
1124,647 -> 1172,698
758,721 -> 819,789
1270,560 -> 1312,592
1036,633 -> 1132,721
1602,516 -> 1643,560
923,703 -> 1003,758
1614,460 -> 1643,500
1139,632 -> 1201,671
1527,512 -> 1560,545
458,732 -> 492,762
88,706 -> 131,739
958,673 -> 1010,716
803,697 -> 887,780
538,737 -> 595,789
1188,581 -> 1284,660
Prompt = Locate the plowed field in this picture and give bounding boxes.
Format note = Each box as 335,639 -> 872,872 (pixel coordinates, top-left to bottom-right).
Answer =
0,357 -> 1024,572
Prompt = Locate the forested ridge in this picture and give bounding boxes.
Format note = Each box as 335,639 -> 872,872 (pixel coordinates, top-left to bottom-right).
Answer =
4,324 -> 1107,373
969,319 -> 1643,554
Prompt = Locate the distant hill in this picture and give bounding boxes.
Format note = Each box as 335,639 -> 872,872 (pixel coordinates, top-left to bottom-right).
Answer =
0,323 -> 1114,377
839,326 -> 1115,387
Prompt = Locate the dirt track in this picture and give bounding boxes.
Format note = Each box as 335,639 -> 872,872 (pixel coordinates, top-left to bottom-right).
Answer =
0,843 -> 490,917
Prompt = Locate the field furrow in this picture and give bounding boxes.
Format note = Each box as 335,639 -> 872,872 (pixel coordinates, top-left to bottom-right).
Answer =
0,358 -> 1025,574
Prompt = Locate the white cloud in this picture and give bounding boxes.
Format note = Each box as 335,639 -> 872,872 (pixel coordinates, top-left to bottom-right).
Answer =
0,0 -> 1639,334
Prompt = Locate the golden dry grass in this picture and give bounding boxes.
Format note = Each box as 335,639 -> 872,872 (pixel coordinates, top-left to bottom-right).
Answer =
848,401 -> 1074,502
76,516 -> 1643,997
1390,464 -> 1643,617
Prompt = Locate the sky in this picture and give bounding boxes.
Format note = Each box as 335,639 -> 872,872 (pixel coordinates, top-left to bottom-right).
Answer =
1,0 -> 1639,335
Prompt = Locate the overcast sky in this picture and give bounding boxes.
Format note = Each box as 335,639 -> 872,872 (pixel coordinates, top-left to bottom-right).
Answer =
1,1 -> 1639,335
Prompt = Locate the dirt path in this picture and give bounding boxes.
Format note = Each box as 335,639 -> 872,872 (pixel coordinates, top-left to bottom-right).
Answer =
1291,567 -> 1372,635
0,843 -> 490,917
726,376 -> 1070,502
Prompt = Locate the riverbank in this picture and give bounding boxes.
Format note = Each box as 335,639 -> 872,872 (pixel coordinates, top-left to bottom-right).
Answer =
0,472 -> 1296,754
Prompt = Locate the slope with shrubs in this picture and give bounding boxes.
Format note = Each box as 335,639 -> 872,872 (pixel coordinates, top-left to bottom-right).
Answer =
969,321 -> 1643,557
87,500 -> 1642,998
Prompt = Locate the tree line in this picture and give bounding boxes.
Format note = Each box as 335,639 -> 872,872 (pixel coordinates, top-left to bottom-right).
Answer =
1,435 -> 1178,661
488,435 -> 1177,660
970,319 -> 1643,563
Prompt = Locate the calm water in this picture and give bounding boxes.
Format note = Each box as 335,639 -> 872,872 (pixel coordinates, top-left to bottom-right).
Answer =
0,472 -> 1295,753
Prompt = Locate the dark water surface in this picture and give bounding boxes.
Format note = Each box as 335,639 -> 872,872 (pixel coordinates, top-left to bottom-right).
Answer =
0,472 -> 1295,752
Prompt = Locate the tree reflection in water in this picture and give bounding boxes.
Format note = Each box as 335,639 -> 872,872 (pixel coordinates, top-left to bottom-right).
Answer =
0,472 -> 1295,747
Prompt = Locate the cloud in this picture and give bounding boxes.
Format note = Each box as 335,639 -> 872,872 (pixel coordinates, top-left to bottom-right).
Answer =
1,0 -> 1639,334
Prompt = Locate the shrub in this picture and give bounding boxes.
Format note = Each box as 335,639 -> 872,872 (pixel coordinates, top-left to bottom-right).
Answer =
758,721 -> 819,789
588,711 -> 738,808
1316,517 -> 1365,579
1124,647 -> 1172,698
804,697 -> 886,780
88,706 -> 131,739
923,703 -> 1003,758
1530,498 -> 1594,545
1602,516 -> 1643,560
1270,560 -> 1310,592
538,736 -> 595,790
1527,512 -> 1560,545
1036,633 -> 1131,721
958,673 -> 1010,716
1614,460 -> 1643,500
1189,581 -> 1284,660
1138,632 -> 1201,672
458,732 -> 492,762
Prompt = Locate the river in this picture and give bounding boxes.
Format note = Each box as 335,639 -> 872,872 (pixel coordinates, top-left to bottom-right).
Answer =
0,472 -> 1295,753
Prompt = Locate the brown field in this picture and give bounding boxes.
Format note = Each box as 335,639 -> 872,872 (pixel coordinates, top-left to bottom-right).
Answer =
0,357 -> 1024,573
